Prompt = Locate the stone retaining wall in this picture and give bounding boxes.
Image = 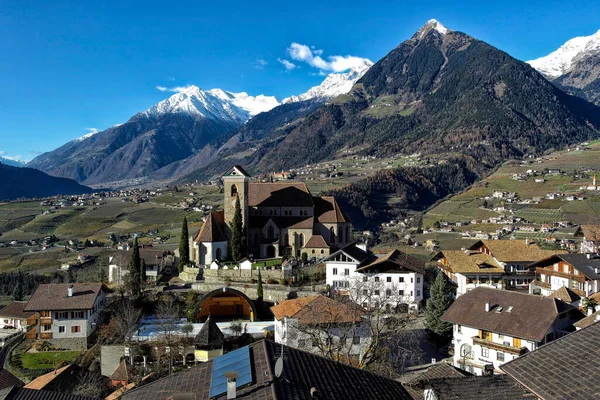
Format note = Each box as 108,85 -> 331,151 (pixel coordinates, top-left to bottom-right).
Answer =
190,282 -> 322,302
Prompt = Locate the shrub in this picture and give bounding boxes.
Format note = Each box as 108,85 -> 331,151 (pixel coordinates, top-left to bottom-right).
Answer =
278,278 -> 286,285
267,278 -> 277,285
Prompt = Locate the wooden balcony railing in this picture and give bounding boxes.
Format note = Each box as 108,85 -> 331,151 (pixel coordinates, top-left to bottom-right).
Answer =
39,317 -> 52,325
39,332 -> 53,339
472,337 -> 528,355
537,268 -> 586,283
535,280 -> 551,289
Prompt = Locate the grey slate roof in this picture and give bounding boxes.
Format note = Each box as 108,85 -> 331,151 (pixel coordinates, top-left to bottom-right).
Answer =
558,254 -> 600,280
427,375 -> 535,400
502,322 -> 600,400
0,387 -> 96,400
0,371 -> 22,391
121,340 -> 412,400
193,316 -> 224,350
24,283 -> 103,312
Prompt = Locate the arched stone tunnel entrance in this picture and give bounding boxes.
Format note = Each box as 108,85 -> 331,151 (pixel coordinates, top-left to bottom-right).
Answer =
194,287 -> 258,322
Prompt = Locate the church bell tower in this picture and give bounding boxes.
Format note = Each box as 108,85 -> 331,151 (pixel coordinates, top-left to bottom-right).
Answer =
223,166 -> 250,241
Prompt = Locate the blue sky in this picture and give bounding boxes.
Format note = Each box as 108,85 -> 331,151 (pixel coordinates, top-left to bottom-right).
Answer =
0,0 -> 599,161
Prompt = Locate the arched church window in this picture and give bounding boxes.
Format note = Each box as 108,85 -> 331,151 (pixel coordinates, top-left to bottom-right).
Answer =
346,226 -> 351,243
231,185 -> 238,197
330,227 -> 336,244
268,226 -> 274,238
299,234 -> 304,247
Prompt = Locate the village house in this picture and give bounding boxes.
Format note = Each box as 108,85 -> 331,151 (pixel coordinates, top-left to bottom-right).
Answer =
468,240 -> 563,290
0,301 -> 35,331
577,224 -> 600,254
271,295 -> 371,365
108,248 -> 175,285
24,283 -> 106,350
435,250 -> 505,297
442,287 -> 582,375
325,244 -> 425,311
189,166 -> 352,266
528,253 -> 600,298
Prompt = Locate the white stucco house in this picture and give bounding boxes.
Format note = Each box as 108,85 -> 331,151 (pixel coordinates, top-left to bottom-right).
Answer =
325,244 -> 425,312
271,295 -> 371,366
442,287 -> 583,375
0,301 -> 35,332
108,248 -> 175,284
24,283 -> 107,350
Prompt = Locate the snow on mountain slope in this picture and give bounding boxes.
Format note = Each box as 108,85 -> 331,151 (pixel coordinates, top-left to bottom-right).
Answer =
143,85 -> 280,124
283,60 -> 373,103
528,29 -> 600,78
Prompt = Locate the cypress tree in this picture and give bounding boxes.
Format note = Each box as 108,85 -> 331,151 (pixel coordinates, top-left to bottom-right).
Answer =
256,268 -> 263,303
424,272 -> 455,338
12,279 -> 24,301
178,217 -> 189,273
140,259 -> 147,283
128,237 -> 141,295
230,199 -> 244,261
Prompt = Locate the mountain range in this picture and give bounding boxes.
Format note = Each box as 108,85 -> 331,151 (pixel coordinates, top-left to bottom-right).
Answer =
528,29 -> 600,105
17,20 -> 600,217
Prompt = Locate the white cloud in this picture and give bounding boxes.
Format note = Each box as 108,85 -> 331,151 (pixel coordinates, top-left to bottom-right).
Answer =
286,42 -> 371,73
278,58 -> 297,70
255,59 -> 268,69
155,85 -> 194,93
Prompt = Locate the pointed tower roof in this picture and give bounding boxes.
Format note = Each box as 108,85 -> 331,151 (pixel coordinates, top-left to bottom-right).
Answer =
194,316 -> 224,350
111,360 -> 130,383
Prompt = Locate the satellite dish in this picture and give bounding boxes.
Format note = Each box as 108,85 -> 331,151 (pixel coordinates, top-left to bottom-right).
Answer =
274,358 -> 284,378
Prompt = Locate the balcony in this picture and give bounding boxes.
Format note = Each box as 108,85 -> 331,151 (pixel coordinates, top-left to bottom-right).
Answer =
537,268 -> 586,283
39,332 -> 53,339
39,317 -> 52,325
535,280 -> 551,289
472,337 -> 528,355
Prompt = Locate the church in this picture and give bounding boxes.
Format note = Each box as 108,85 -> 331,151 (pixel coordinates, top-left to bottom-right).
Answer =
189,166 -> 353,266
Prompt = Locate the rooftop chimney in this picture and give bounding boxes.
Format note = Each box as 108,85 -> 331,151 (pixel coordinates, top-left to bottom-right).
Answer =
587,254 -> 592,260
225,371 -> 238,399
485,302 -> 490,312
525,238 -> 529,245
67,285 -> 74,297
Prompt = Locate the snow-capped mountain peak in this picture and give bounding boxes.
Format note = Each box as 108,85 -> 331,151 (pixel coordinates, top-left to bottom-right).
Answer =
527,29 -> 600,78
415,19 -> 450,40
282,60 -> 373,104
143,86 -> 280,124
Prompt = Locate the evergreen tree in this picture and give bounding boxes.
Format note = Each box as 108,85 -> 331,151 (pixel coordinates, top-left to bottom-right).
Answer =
99,268 -> 107,283
12,274 -> 24,301
256,268 -> 263,303
178,217 -> 189,273
424,272 -> 454,338
140,259 -> 147,283
128,237 -> 141,295
230,199 -> 244,261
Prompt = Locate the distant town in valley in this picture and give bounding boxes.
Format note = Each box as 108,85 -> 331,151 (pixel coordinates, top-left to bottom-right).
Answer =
2,14 -> 600,400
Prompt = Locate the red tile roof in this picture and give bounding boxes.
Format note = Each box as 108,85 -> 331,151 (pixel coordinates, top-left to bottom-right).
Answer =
193,211 -> 227,243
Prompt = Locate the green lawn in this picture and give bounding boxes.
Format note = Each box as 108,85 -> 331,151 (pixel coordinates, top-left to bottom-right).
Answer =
21,351 -> 80,370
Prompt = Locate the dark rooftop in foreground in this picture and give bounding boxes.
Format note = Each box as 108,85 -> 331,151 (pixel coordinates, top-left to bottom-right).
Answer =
427,375 -> 535,400
502,321 -> 600,400
24,283 -> 103,312
121,340 -> 412,400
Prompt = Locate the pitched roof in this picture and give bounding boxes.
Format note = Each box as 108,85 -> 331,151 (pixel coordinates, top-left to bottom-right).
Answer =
194,316 -> 224,350
248,182 -> 314,207
442,287 -> 578,342
121,340 -> 412,400
579,224 -> 600,240
314,196 -> 350,223
0,370 -> 23,391
23,365 -> 73,390
111,360 -> 130,382
193,211 -> 227,243
502,321 -> 600,400
427,375 -> 535,400
548,286 -> 581,303
555,254 -> 600,280
0,302 -> 34,320
224,165 -> 251,177
440,250 -> 505,274
248,216 -> 314,230
357,250 -> 425,274
573,310 -> 600,329
270,295 -> 361,325
109,248 -> 167,267
303,235 -> 328,248
24,283 -> 103,312
0,387 -> 96,400
472,240 -> 565,263
324,243 -> 375,265
404,362 -> 468,388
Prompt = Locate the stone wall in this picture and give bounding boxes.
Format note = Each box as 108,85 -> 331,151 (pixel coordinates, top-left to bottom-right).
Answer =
46,337 -> 88,351
181,266 -> 293,284
190,282 -> 322,302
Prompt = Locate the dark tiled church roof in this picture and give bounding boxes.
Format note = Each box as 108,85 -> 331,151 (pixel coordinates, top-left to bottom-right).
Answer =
193,211 -> 227,243
248,183 -> 314,207
194,316 -> 224,350
314,196 -> 350,223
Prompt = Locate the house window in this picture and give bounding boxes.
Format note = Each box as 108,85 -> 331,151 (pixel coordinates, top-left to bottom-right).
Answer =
480,330 -> 492,340
344,269 -> 349,276
457,325 -> 462,333
498,334 -> 504,340
353,336 -> 360,345
386,277 -> 392,283
399,277 -> 404,283
312,250 -> 315,254
417,290 -> 421,297
58,326 -> 65,333
417,277 -> 421,283
481,348 -> 489,358
40,311 -> 50,318
399,290 -> 404,296
386,289 -> 391,296
41,324 -> 51,332
56,312 -> 69,319
363,276 -> 368,282
375,277 -> 380,282
411,277 -> 413,283
333,268 -> 338,275
71,311 -> 84,319
374,290 -> 380,296
363,290 -> 368,295
497,352 -> 505,362
71,326 -> 81,333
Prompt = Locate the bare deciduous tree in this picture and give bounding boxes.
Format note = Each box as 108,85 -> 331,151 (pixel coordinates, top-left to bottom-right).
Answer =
154,294 -> 182,374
